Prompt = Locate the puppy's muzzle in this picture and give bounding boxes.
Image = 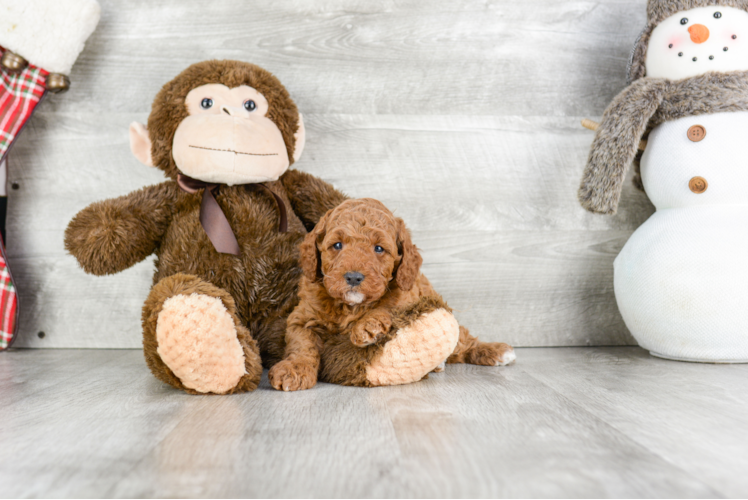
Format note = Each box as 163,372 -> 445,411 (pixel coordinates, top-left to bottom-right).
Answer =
344,272 -> 365,287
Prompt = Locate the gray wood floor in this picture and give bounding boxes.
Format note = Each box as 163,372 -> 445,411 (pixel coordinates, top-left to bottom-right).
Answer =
1,347 -> 746,498
7,0 -> 652,349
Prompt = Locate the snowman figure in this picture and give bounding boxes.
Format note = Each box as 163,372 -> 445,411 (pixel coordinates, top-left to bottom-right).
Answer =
579,0 -> 748,362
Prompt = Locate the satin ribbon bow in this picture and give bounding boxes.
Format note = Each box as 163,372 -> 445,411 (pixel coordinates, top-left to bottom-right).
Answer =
177,174 -> 288,256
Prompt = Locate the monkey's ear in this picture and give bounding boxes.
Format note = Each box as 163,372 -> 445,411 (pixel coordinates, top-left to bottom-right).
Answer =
129,122 -> 154,167
292,112 -> 306,163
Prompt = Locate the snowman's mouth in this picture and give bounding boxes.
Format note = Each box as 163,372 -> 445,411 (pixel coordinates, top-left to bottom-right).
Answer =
671,34 -> 736,62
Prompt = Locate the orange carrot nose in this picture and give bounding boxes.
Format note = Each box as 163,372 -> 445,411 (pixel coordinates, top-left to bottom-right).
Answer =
689,24 -> 710,43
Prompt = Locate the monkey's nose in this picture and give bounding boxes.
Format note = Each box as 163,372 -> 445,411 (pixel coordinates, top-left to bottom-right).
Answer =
221,106 -> 245,116
689,24 -> 710,43
344,272 -> 365,287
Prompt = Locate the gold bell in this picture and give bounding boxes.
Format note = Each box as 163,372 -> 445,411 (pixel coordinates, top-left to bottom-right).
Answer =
46,73 -> 70,94
0,51 -> 29,74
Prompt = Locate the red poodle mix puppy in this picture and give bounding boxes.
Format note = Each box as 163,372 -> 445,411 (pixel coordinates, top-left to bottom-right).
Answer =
269,198 -> 515,391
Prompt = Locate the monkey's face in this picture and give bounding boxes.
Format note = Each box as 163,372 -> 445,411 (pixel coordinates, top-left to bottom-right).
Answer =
172,84 -> 290,185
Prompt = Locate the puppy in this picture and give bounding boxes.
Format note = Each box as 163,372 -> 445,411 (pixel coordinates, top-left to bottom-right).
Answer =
269,198 -> 515,391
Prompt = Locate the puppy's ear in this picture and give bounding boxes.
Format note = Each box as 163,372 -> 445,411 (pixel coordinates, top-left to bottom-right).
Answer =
299,211 -> 330,282
394,218 -> 423,291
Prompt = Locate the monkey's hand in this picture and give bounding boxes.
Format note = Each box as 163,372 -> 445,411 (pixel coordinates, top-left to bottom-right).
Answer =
350,309 -> 393,347
280,169 -> 348,232
64,182 -> 176,276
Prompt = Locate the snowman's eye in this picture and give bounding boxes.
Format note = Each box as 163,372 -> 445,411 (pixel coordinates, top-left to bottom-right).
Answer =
714,12 -> 722,19
681,18 -> 689,25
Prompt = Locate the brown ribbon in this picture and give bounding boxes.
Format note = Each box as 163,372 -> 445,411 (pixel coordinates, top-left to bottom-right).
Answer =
177,174 -> 288,256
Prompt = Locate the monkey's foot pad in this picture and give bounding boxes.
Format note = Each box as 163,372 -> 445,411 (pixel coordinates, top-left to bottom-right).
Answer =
366,308 -> 460,386
156,293 -> 247,394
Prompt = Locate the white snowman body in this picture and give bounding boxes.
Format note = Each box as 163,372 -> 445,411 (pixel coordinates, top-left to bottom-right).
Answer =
615,112 -> 748,361
615,5 -> 748,361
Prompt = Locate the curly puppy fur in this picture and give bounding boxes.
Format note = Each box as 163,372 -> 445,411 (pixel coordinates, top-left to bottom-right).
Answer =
579,70 -> 748,214
268,198 -> 514,390
65,60 -> 347,393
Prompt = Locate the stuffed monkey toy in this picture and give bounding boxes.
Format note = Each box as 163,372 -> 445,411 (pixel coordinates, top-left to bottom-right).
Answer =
66,60 -> 348,394
579,0 -> 748,362
66,60 -> 474,394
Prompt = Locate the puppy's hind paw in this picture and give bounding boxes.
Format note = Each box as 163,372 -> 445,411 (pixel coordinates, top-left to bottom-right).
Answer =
269,359 -> 318,392
468,343 -> 516,367
496,348 -> 516,366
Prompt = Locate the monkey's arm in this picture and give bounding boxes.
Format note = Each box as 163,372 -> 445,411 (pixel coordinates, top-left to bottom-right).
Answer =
65,182 -> 178,276
280,169 -> 348,231
578,78 -> 668,215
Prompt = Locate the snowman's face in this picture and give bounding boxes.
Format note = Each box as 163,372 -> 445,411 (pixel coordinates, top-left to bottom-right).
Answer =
646,6 -> 748,80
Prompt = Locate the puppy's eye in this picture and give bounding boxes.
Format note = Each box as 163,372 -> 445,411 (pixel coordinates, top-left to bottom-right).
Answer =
681,17 -> 689,25
714,12 -> 722,19
333,242 -> 343,250
374,245 -> 385,254
201,98 -> 213,109
244,100 -> 256,111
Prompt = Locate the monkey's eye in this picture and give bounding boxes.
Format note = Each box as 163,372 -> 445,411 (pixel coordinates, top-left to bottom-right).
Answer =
244,100 -> 256,111
715,11 -> 722,18
374,245 -> 384,254
201,98 -> 213,109
681,17 -> 689,25
333,242 -> 343,250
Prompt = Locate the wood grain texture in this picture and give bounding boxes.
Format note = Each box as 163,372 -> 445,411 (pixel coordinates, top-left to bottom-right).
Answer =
2,347 -> 746,498
6,0 -> 654,347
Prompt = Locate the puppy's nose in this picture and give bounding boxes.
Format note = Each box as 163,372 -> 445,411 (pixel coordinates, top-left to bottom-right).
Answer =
344,272 -> 365,287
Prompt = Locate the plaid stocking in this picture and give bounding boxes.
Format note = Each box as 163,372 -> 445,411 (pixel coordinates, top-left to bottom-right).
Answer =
0,0 -> 100,349
0,231 -> 17,350
0,48 -> 44,348
0,46 -> 48,163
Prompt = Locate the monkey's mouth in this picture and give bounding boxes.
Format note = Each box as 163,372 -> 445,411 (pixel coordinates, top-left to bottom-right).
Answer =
189,145 -> 278,156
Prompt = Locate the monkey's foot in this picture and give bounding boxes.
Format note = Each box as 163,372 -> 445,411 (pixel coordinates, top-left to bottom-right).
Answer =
366,309 -> 460,387
156,293 -> 248,394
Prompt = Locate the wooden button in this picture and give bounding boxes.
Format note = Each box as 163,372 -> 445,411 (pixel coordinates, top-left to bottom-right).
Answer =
689,176 -> 708,194
687,125 -> 706,142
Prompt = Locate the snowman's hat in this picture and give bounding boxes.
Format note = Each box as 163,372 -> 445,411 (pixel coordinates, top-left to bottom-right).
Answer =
628,0 -> 748,82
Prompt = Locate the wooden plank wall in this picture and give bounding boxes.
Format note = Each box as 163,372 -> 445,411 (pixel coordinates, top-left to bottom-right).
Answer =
7,0 -> 653,348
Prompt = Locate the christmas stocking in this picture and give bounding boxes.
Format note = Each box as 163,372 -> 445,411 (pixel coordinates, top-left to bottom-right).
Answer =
0,0 -> 100,349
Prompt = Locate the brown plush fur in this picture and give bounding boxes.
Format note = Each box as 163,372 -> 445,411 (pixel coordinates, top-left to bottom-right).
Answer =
579,78 -> 669,215
268,199 -> 513,390
65,61 -> 347,393
648,0 -> 748,27
628,25 -> 654,84
579,70 -> 748,214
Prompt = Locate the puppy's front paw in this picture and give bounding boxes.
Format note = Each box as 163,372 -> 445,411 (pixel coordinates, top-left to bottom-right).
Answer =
468,343 -> 516,366
350,312 -> 392,347
269,359 -> 318,392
